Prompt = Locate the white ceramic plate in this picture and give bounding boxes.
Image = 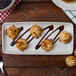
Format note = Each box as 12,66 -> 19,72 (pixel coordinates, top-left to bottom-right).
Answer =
2,22 -> 74,55
52,0 -> 76,10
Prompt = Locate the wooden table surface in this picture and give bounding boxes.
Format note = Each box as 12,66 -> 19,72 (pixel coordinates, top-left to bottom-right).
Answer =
0,0 -> 76,76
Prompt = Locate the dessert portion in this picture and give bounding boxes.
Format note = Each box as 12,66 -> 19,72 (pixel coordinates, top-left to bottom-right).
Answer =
41,39 -> 53,51
35,25 -> 54,50
16,38 -> 28,51
59,31 -> 72,44
35,25 -> 64,51
6,25 -> 20,39
6,24 -> 72,52
10,25 -> 42,47
10,27 -> 30,46
65,56 -> 76,67
7,25 -> 43,51
30,25 -> 42,38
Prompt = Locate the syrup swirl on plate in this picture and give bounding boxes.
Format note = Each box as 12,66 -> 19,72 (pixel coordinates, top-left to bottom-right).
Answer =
35,25 -> 64,50
10,25 -> 64,49
10,25 -> 54,46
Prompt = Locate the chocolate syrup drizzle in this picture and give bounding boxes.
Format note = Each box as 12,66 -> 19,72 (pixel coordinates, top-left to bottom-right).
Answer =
10,25 -> 54,46
35,25 -> 64,50
10,25 -> 64,49
10,27 -> 30,46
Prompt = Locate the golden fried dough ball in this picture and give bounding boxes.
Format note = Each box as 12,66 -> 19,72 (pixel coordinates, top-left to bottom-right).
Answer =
65,56 -> 76,67
41,39 -> 53,51
59,31 -> 72,44
16,38 -> 28,51
74,49 -> 76,56
30,25 -> 42,38
6,25 -> 20,39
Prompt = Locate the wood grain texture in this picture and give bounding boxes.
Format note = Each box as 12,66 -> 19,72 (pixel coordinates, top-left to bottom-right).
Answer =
0,68 -> 76,76
4,3 -> 72,22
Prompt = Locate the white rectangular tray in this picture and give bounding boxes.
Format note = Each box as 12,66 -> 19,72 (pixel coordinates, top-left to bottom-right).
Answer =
2,22 -> 74,55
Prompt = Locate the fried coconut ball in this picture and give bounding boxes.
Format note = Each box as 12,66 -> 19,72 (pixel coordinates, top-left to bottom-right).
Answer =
6,25 -> 20,39
74,49 -> 76,56
30,25 -> 42,38
65,56 -> 76,67
16,38 -> 28,51
41,39 -> 53,51
59,31 -> 72,44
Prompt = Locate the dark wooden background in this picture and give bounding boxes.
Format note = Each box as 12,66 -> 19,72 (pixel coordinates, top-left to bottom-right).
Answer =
0,0 -> 76,76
